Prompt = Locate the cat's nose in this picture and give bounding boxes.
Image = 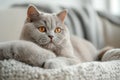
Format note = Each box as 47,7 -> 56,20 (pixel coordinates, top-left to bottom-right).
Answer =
48,35 -> 54,39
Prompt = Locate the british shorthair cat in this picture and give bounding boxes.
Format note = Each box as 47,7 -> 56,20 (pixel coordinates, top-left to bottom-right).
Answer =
0,5 -> 102,69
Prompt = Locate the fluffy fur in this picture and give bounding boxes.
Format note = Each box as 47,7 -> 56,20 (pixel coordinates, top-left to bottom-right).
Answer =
0,5 -> 98,69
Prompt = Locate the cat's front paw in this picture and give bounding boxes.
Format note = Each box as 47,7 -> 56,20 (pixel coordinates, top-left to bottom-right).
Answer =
43,59 -> 67,69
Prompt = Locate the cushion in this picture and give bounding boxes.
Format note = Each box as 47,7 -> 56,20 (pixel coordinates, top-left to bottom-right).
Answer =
0,49 -> 120,80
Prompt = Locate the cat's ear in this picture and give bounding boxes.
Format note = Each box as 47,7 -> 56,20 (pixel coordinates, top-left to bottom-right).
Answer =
27,5 -> 39,22
57,9 -> 67,23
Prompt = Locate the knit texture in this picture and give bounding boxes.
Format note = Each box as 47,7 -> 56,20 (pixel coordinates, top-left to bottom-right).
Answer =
0,49 -> 120,80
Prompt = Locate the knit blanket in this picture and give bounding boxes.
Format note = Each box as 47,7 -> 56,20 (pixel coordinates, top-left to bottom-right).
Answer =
0,49 -> 120,80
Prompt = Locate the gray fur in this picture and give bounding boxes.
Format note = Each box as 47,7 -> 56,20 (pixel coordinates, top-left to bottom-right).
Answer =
0,41 -> 56,67
0,5 -> 98,69
20,8 -> 72,57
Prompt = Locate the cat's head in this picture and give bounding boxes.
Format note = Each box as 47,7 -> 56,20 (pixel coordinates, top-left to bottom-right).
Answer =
20,5 -> 70,49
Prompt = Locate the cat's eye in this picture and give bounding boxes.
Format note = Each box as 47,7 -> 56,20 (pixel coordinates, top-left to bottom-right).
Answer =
38,26 -> 46,32
55,27 -> 61,33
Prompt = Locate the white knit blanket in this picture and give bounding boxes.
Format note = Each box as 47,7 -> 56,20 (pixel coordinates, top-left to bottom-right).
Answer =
0,49 -> 120,80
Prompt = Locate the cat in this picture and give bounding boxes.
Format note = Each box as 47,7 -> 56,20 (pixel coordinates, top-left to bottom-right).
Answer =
0,5 -> 103,69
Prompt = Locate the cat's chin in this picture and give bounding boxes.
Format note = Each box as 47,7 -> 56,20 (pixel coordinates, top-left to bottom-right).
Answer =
40,42 -> 56,50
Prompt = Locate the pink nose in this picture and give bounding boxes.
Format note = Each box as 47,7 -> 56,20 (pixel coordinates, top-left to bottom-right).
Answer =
48,35 -> 53,39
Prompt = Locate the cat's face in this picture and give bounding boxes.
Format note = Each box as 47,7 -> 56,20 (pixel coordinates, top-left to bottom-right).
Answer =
21,5 -> 70,49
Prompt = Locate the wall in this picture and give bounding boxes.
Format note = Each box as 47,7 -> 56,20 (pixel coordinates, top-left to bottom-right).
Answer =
0,8 -> 26,42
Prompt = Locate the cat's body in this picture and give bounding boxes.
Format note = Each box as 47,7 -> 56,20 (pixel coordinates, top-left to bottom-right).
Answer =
71,36 -> 97,62
0,5 -> 98,69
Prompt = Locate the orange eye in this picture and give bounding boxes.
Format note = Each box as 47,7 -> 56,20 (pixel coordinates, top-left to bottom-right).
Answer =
55,27 -> 61,33
39,26 -> 46,32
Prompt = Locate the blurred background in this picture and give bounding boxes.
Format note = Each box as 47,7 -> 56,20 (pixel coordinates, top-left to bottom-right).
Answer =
0,0 -> 120,49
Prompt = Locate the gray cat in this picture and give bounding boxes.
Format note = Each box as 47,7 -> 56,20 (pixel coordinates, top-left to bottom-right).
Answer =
0,5 -> 100,69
